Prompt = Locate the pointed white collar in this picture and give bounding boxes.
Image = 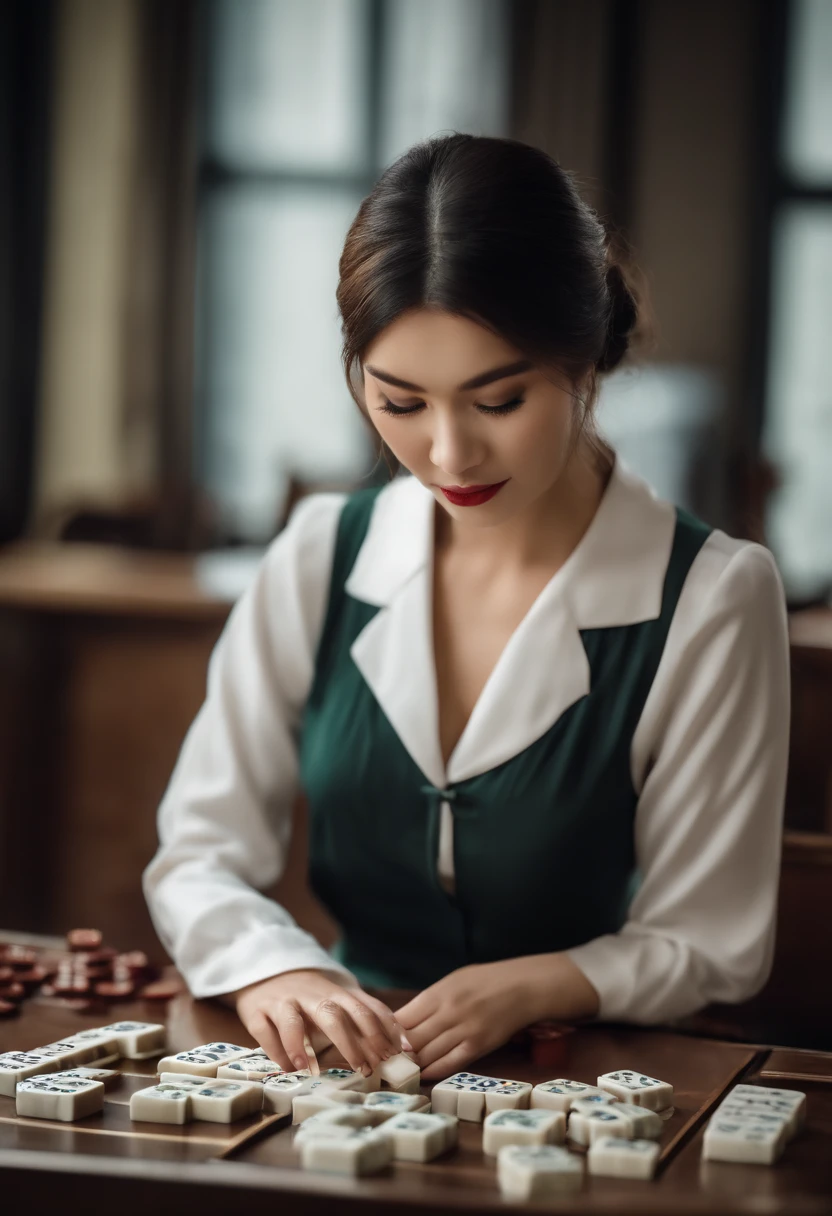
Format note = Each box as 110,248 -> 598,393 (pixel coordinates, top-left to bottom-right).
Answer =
345,454 -> 677,628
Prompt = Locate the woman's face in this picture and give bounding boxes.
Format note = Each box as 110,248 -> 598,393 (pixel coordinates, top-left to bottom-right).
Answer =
361,307 -> 584,529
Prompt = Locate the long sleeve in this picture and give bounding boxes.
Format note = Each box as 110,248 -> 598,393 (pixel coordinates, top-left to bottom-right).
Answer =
565,535 -> 791,1024
142,491 -> 359,999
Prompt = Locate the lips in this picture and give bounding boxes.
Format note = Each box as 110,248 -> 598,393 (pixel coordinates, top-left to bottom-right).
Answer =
439,479 -> 510,507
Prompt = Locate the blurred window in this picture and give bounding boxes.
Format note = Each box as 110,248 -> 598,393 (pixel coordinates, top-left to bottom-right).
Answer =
762,0 -> 832,598
196,0 -> 509,541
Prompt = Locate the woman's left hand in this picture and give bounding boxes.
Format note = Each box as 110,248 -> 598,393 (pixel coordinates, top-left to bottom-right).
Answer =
392,957 -> 543,1080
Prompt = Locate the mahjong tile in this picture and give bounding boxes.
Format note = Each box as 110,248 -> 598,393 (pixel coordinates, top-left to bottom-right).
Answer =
97,1021 -> 166,1058
727,1085 -> 805,1136
568,1100 -> 635,1146
48,1067 -> 119,1092
158,1072 -> 210,1088
702,1115 -> 786,1164
130,1082 -> 194,1125
59,1030 -> 121,1065
16,1075 -> 105,1122
482,1107 -> 566,1155
716,1094 -> 799,1138
588,1135 -> 661,1178
378,1111 -> 456,1161
597,1070 -> 673,1111
318,1066 -> 378,1093
377,1052 -> 421,1093
530,1080 -> 611,1113
299,1124 -> 393,1176
293,1105 -> 375,1141
497,1144 -> 584,1198
430,1072 -> 532,1122
615,1103 -> 663,1139
36,1041 -> 97,1067
261,1070 -> 316,1116
156,1042 -> 250,1077
216,1051 -> 284,1081
292,1085 -> 367,1123
361,1090 -> 430,1124
0,1051 -> 58,1097
187,1078 -> 263,1122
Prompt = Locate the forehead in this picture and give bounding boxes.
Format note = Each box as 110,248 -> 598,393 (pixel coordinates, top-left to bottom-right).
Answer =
363,308 -> 522,388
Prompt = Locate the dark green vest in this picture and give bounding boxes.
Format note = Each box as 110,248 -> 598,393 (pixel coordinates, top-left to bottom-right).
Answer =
299,486 -> 711,990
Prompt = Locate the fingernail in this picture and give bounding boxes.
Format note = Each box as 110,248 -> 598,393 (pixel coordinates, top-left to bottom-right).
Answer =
400,1035 -> 414,1053
361,1062 -> 373,1078
293,1055 -> 307,1071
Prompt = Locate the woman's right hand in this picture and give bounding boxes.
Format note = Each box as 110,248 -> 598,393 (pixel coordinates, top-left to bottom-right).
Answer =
233,969 -> 411,1077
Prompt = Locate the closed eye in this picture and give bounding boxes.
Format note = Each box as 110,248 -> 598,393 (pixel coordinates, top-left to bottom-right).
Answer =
376,395 -> 525,418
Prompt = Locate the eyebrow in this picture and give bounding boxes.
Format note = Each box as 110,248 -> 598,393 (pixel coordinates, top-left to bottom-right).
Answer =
364,359 -> 533,393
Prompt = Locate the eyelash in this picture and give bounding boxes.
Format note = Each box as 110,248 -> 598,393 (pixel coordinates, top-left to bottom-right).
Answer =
377,394 -> 525,418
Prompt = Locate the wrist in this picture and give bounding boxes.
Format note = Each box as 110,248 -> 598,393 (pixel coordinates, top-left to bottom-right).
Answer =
520,952 -> 601,1024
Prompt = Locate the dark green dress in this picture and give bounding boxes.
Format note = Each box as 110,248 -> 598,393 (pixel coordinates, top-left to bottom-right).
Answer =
298,486 -> 710,991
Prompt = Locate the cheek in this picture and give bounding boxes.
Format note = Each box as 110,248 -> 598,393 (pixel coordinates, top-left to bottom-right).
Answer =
503,404 -> 573,472
371,414 -> 428,467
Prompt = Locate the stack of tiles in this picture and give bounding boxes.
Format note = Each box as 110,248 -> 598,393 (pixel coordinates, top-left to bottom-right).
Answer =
431,1072 -> 533,1122
217,1050 -> 284,1081
298,1124 -> 394,1176
702,1083 -> 806,1165
568,1098 -> 643,1146
597,1070 -> 674,1112
16,1075 -> 106,1122
156,1042 -> 251,1076
0,1022 -> 167,1117
588,1135 -> 662,1179
497,1144 -> 584,1198
262,1068 -> 372,1119
130,1074 -> 263,1125
483,1107 -> 566,1154
531,1080 -> 615,1112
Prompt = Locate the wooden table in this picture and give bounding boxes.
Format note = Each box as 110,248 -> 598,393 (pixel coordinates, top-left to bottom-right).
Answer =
2,980 -> 831,1214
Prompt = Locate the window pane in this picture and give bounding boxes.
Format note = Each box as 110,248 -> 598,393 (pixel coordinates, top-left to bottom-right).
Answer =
380,0 -> 509,165
762,203 -> 832,597
196,184 -> 371,539
204,0 -> 371,173
781,0 -> 832,186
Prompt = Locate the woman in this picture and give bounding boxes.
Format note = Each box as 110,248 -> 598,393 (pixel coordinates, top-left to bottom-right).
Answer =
143,134 -> 790,1085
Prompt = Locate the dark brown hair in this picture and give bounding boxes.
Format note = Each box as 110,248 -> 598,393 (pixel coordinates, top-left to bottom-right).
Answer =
336,133 -> 644,466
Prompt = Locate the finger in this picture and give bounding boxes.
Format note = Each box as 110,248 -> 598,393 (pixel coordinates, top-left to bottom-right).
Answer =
244,1007 -> 296,1074
272,999 -> 320,1073
347,993 -> 412,1056
302,996 -> 376,1076
420,1038 -> 478,1081
394,1008 -> 453,1057
413,1023 -> 469,1073
392,988 -> 440,1030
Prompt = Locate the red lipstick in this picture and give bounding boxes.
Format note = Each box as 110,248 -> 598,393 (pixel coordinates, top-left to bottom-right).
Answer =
439,479 -> 510,507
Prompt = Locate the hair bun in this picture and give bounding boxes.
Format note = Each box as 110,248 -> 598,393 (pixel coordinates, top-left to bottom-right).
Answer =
597,263 -> 637,373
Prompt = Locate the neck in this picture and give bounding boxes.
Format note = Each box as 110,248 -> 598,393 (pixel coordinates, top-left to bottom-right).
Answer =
434,437 -> 612,573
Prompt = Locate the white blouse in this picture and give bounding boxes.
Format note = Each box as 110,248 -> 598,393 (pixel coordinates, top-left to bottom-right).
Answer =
143,457 -> 791,1024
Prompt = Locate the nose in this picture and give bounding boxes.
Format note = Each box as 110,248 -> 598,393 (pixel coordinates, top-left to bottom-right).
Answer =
428,409 -> 485,479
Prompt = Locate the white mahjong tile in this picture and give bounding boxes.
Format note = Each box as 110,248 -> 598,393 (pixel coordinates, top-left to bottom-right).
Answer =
97,1021 -> 166,1058
16,1076 -> 105,1122
378,1111 -> 456,1162
130,1082 -> 194,1125
377,1052 -> 421,1092
216,1051 -> 284,1081
497,1144 -> 584,1199
36,1041 -> 97,1067
430,1072 -> 532,1122
59,1030 -> 121,1065
530,1080 -> 611,1113
158,1072 -> 209,1088
568,1100 -> 635,1146
156,1042 -> 250,1077
361,1090 -> 430,1125
702,1114 -> 786,1164
292,1086 -> 367,1124
299,1124 -> 393,1176
716,1094 -> 798,1139
588,1135 -> 661,1179
260,1070 -> 316,1116
293,1106 -> 376,1141
615,1103 -> 664,1140
482,1107 -> 566,1155
716,1103 -> 791,1144
597,1070 -> 673,1111
316,1067 -> 373,1092
726,1085 -> 806,1136
187,1079 -> 263,1123
0,1052 -> 59,1097
48,1067 -> 119,1092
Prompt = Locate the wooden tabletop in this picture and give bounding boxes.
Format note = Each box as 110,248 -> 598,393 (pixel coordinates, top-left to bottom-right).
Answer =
2,979 -> 831,1214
